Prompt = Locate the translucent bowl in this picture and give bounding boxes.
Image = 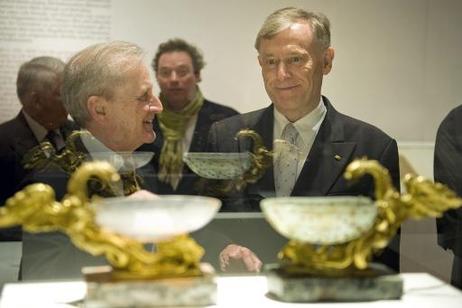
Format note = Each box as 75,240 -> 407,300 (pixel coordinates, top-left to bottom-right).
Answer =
260,196 -> 377,245
94,195 -> 221,242
183,152 -> 251,179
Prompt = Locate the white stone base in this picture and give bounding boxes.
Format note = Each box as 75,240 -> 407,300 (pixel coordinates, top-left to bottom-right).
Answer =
83,264 -> 216,307
266,263 -> 403,302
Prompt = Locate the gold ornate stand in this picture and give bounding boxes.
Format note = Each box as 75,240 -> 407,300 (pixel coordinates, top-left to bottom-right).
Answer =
0,161 -> 217,306
266,159 -> 462,302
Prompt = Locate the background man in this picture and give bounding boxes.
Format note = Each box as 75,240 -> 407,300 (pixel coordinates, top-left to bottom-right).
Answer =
0,56 -> 74,241
435,105 -> 462,289
208,7 -> 400,272
138,38 -> 238,194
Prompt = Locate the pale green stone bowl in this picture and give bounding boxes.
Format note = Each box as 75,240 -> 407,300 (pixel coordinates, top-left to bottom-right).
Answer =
183,152 -> 252,179
260,196 -> 377,245
94,195 -> 221,242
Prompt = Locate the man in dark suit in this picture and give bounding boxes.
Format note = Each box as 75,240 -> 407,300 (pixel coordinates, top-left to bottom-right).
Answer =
208,7 -> 400,272
434,105 -> 462,289
0,56 -> 75,241
19,41 -> 164,280
138,38 -> 238,194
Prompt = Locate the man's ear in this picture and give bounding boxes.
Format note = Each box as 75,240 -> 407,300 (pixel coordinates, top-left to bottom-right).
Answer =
29,91 -> 42,109
323,47 -> 335,75
21,91 -> 41,117
87,96 -> 107,122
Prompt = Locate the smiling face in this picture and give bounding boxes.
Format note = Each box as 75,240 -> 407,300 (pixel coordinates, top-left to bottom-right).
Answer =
98,63 -> 163,152
258,22 -> 334,122
156,51 -> 200,111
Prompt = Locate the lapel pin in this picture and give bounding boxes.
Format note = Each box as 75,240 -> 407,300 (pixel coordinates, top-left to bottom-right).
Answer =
334,154 -> 342,161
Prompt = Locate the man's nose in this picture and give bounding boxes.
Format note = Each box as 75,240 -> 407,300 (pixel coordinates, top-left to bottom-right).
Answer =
276,62 -> 290,80
148,95 -> 163,113
168,71 -> 178,82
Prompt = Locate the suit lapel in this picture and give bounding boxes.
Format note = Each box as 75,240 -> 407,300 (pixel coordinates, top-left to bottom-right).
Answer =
189,101 -> 211,153
292,97 -> 357,196
247,106 -> 276,197
12,113 -> 39,157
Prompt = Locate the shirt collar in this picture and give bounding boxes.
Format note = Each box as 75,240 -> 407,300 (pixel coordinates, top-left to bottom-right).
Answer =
273,98 -> 327,146
22,110 -> 48,143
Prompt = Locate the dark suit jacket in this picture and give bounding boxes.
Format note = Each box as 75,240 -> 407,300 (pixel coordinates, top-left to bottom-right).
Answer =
434,105 -> 462,288
207,96 -> 401,271
138,99 -> 238,195
0,111 -> 76,241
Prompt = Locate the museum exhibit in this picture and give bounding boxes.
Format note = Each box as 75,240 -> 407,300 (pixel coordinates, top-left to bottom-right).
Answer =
1,0 -> 462,307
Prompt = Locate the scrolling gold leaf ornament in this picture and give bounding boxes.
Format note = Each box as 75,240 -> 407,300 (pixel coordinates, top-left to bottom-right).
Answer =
22,130 -> 87,174
230,129 -> 273,190
22,130 -> 142,196
0,161 -> 204,279
279,159 -> 462,275
205,129 -> 273,194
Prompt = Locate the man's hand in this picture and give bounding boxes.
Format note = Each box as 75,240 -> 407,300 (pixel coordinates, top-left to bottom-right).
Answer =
219,244 -> 262,272
128,189 -> 159,200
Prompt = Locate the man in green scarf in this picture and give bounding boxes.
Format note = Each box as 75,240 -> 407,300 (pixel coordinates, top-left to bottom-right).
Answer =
139,38 -> 238,193
138,39 -> 264,273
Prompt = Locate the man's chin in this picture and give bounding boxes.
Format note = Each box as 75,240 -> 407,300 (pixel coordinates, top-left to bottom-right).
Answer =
143,131 -> 156,144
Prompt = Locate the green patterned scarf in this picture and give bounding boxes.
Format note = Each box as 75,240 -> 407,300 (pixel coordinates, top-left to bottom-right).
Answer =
158,89 -> 204,188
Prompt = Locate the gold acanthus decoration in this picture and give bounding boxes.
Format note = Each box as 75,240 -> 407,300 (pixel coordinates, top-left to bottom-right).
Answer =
22,130 -> 141,196
22,130 -> 88,174
233,129 -> 273,189
279,159 -> 462,274
206,129 -> 273,194
0,161 -> 204,278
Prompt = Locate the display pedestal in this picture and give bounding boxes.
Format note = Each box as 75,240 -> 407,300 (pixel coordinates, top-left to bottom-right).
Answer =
83,264 -> 216,307
266,263 -> 403,302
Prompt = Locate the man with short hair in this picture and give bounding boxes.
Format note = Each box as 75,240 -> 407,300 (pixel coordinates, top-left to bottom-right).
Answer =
0,56 -> 74,240
208,7 -> 400,272
63,41 -> 162,154
138,38 -> 238,194
20,41 -> 164,280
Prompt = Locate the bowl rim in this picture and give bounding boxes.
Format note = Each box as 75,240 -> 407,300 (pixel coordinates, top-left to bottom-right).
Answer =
260,195 -> 374,206
94,195 -> 222,209
183,151 -> 251,160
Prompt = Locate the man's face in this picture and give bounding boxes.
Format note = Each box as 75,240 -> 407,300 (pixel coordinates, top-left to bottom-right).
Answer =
31,74 -> 68,130
258,22 -> 334,120
104,63 -> 163,152
156,51 -> 200,111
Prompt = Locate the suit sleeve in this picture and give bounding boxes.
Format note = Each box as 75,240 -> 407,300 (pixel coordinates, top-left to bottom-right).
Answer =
434,110 -> 462,253
379,138 -> 401,193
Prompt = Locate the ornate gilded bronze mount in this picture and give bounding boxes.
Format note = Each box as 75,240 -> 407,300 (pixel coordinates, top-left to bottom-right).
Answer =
262,158 -> 462,275
184,129 -> 273,194
0,161 -> 219,279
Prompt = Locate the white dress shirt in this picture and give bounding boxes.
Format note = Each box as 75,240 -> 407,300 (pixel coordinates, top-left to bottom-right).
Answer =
273,99 -> 327,181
